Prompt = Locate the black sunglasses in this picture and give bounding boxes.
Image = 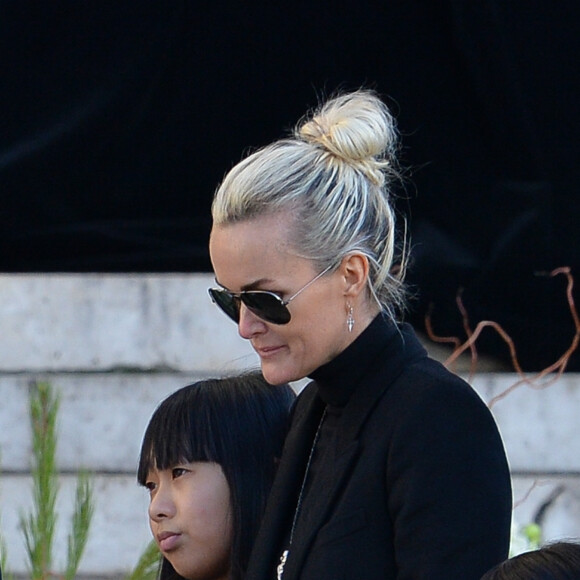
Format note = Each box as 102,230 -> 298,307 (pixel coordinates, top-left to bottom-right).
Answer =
208,264 -> 334,325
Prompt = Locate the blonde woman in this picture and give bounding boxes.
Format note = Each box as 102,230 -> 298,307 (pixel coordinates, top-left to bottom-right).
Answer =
208,90 -> 512,579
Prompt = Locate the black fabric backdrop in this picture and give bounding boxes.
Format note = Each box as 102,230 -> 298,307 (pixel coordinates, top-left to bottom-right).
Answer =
1,1 -> 578,370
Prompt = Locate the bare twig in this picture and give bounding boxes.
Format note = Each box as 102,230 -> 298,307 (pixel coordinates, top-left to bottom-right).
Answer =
425,267 -> 578,408
455,288 -> 479,380
424,303 -> 462,373
487,268 -> 578,407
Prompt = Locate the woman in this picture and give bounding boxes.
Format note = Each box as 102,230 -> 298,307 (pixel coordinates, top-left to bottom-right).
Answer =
481,541 -> 580,579
208,90 -> 512,579
138,373 -> 295,580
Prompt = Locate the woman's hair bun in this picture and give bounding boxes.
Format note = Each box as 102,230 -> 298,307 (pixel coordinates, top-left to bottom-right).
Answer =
296,90 -> 398,185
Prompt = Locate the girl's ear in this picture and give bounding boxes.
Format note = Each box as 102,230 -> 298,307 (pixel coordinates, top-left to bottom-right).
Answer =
339,253 -> 369,298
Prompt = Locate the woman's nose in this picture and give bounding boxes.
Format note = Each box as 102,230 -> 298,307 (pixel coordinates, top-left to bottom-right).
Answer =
148,486 -> 176,522
238,303 -> 267,339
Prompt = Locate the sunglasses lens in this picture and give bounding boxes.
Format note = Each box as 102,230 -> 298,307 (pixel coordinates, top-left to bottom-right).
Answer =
209,288 -> 291,325
208,288 -> 240,323
242,292 -> 291,324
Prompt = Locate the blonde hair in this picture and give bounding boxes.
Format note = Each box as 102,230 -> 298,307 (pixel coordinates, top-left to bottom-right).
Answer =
211,90 -> 407,321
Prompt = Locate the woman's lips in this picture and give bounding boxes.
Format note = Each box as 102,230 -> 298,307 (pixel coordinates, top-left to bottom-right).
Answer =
157,531 -> 180,552
255,345 -> 285,358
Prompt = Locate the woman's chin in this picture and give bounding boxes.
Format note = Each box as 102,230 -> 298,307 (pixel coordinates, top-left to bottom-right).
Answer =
260,362 -> 302,386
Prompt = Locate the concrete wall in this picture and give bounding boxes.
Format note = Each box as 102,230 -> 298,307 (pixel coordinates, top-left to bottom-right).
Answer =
0,274 -> 579,577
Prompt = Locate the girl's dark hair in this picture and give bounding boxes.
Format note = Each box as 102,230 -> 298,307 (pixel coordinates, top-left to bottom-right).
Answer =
481,541 -> 580,580
138,372 -> 296,580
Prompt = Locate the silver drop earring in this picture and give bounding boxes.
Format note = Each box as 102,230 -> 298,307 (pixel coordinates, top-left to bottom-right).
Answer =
347,304 -> 355,332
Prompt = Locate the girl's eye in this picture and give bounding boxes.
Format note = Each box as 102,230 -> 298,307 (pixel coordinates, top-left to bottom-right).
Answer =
144,481 -> 156,493
172,467 -> 188,479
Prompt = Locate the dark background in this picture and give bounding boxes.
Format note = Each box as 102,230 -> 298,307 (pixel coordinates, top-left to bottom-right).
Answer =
1,1 -> 578,370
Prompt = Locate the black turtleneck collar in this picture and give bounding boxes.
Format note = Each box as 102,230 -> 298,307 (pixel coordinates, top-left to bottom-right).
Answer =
309,313 -> 401,407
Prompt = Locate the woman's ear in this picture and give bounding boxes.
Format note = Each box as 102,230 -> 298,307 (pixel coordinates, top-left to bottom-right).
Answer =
339,253 -> 369,298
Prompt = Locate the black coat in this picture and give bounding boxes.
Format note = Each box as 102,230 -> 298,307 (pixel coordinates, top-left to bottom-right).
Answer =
246,319 -> 512,579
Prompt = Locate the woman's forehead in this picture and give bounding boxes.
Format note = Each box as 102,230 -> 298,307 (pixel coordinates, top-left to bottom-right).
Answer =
209,217 -> 312,283
210,212 -> 294,247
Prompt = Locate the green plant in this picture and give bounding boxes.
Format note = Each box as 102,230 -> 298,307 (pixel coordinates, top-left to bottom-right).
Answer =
0,450 -> 14,580
0,535 -> 15,580
124,539 -> 161,580
19,380 -> 94,580
1,380 -> 161,579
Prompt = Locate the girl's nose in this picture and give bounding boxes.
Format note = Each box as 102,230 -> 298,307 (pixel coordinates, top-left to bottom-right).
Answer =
148,485 -> 176,522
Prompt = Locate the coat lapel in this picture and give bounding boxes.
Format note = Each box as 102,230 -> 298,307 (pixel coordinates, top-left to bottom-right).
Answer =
283,436 -> 360,578
246,385 -> 325,579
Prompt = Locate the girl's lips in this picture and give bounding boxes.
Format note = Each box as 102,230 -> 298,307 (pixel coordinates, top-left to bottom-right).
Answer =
158,531 -> 180,552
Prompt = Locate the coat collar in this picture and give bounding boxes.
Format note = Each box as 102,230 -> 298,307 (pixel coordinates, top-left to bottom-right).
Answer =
309,313 -> 400,407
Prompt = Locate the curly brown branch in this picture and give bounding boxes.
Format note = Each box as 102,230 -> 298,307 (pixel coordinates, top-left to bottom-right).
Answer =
425,267 -> 578,408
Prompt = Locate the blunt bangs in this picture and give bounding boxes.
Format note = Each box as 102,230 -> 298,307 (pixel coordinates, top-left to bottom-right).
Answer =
137,383 -> 223,485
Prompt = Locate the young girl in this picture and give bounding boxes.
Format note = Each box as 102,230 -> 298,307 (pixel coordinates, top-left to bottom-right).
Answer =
138,372 -> 295,580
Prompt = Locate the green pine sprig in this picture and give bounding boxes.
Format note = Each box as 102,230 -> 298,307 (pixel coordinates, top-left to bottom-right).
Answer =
18,381 -> 95,579
64,470 -> 94,580
20,381 -> 59,579
124,539 -> 161,580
